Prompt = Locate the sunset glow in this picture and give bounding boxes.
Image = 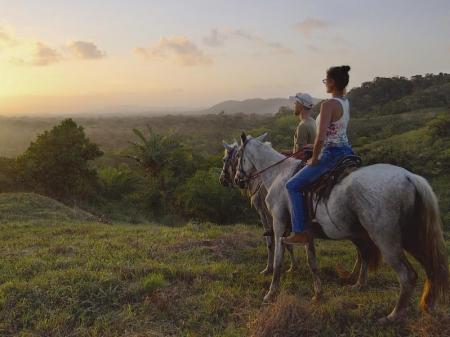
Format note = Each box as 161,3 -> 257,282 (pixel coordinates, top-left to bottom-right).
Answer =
0,0 -> 449,114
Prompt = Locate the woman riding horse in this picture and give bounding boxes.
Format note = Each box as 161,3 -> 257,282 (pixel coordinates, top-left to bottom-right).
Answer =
283,65 -> 354,245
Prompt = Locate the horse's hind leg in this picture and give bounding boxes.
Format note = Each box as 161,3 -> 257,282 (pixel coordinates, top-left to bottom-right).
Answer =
305,241 -> 322,301
360,213 -> 417,322
378,250 -> 418,323
348,239 -> 372,289
352,255 -> 368,290
338,249 -> 362,285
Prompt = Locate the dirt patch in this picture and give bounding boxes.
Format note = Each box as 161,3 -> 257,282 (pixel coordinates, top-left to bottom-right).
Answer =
409,311 -> 450,337
172,230 -> 258,259
248,294 -> 319,337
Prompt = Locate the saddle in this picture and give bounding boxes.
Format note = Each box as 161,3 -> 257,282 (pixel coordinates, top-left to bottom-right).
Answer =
303,155 -> 362,231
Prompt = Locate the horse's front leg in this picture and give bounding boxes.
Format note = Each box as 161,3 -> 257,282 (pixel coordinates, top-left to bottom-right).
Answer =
261,235 -> 274,275
286,244 -> 300,273
263,221 -> 284,302
305,241 -> 322,301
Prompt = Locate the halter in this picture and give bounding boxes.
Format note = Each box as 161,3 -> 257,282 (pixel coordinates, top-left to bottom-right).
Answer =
221,147 -> 238,186
222,144 -> 263,196
236,138 -> 302,185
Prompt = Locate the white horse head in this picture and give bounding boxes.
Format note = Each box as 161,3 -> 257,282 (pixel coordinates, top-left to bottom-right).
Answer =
234,132 -> 269,188
219,140 -> 239,186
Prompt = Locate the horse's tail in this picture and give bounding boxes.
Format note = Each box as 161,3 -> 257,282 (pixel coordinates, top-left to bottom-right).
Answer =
405,174 -> 449,311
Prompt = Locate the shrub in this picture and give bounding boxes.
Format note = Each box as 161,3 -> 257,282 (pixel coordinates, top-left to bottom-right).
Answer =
98,165 -> 140,200
179,168 -> 256,224
16,119 -> 103,202
0,157 -> 20,192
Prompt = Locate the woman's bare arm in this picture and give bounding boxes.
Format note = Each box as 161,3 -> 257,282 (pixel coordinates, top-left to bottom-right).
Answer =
309,101 -> 333,165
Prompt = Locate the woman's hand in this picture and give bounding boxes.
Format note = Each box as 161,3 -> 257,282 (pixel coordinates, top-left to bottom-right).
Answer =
307,158 -> 318,166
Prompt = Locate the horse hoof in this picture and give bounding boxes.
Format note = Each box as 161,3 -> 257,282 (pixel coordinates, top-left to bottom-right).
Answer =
311,295 -> 321,303
263,292 -> 276,303
287,266 -> 298,273
378,314 -> 398,325
349,283 -> 365,291
260,268 -> 273,275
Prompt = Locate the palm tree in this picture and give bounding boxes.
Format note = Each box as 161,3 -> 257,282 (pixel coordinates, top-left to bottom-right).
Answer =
128,125 -> 178,176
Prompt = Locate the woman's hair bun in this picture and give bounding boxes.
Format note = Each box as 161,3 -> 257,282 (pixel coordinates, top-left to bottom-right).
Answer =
327,65 -> 351,90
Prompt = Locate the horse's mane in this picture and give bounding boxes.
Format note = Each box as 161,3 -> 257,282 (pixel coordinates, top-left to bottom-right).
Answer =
245,135 -> 273,148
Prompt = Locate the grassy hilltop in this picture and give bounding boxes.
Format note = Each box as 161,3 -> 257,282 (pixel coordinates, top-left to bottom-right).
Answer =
0,194 -> 449,337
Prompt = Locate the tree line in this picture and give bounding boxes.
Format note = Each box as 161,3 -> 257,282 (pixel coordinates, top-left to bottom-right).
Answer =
0,73 -> 448,226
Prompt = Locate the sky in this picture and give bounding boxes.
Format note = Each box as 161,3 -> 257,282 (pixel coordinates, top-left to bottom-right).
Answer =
0,0 -> 449,114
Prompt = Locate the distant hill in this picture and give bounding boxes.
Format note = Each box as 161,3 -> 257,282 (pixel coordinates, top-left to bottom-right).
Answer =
0,192 -> 95,222
201,97 -> 322,115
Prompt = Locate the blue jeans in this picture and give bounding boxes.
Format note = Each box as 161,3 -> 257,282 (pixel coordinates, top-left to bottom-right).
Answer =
285,144 -> 354,232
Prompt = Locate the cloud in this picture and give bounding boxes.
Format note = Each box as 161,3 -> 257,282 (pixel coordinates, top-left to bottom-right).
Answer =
307,44 -> 322,53
0,23 -> 106,65
0,25 -> 19,49
134,36 -> 213,66
11,41 -> 62,66
67,40 -> 106,59
203,28 -> 293,54
295,18 -> 330,37
230,29 -> 293,54
333,36 -> 351,48
0,26 -> 13,43
203,28 -> 228,47
307,36 -> 352,54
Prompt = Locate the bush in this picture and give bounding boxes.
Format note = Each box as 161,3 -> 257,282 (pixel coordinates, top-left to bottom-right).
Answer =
179,168 -> 256,224
17,119 -> 103,202
98,165 -> 140,200
0,157 -> 20,192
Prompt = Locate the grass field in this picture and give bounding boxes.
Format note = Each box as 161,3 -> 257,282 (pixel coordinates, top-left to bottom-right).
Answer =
0,194 -> 449,337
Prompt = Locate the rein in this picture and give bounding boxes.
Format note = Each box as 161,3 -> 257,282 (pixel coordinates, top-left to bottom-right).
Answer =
221,147 -> 238,186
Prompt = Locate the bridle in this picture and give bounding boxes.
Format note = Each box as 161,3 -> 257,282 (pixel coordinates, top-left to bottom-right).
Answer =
221,147 -> 239,186
236,138 -> 303,186
222,145 -> 262,196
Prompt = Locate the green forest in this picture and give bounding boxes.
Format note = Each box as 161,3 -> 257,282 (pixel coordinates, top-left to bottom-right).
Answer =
0,73 -> 449,229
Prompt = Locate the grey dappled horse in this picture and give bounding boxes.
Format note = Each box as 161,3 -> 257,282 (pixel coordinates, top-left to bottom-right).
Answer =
220,141 -> 300,275
235,133 -> 449,323
221,140 -> 367,284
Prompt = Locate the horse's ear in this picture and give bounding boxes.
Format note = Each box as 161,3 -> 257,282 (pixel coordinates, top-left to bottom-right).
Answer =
256,132 -> 268,142
222,141 -> 233,151
240,132 -> 247,144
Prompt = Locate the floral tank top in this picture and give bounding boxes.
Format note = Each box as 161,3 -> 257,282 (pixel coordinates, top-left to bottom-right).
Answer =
315,97 -> 350,147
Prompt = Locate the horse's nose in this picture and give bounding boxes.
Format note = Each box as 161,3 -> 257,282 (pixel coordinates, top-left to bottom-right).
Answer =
219,174 -> 228,186
234,174 -> 245,188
